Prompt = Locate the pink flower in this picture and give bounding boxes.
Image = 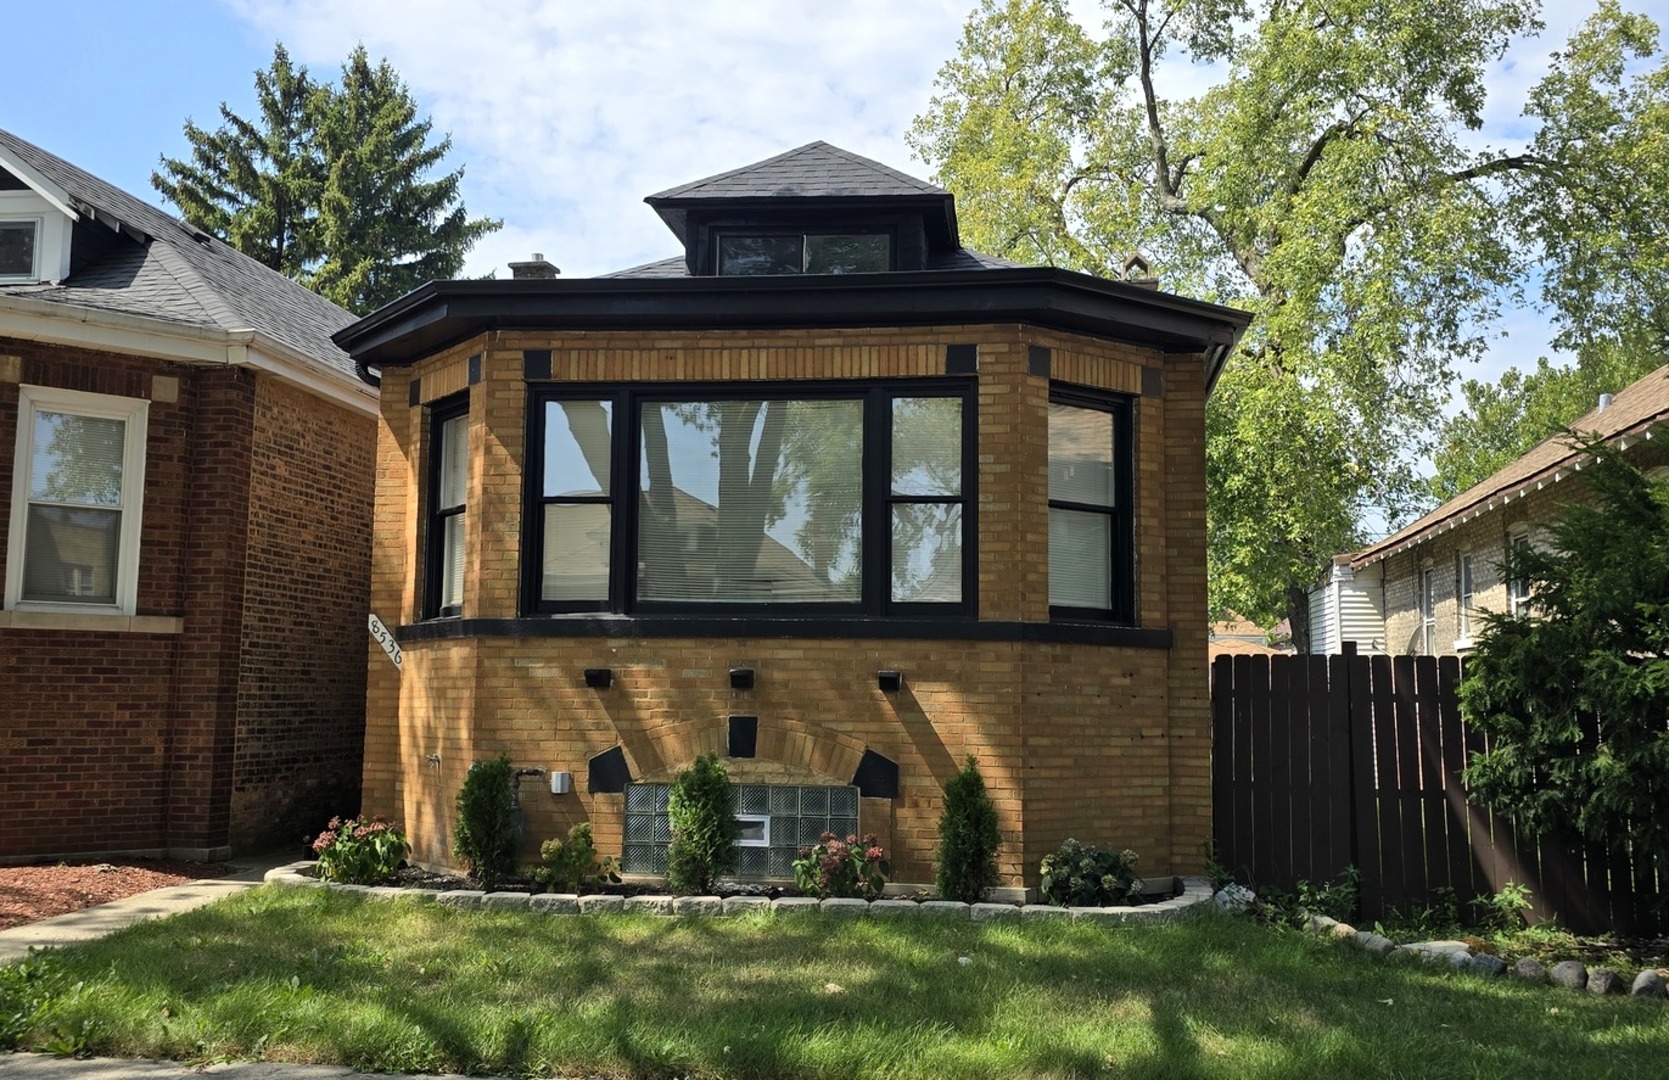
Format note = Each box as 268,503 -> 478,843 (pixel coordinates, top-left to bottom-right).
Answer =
866,846 -> 886,863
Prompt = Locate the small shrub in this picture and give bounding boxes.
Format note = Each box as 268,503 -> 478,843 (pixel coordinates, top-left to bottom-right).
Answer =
1473,880 -> 1534,931
454,755 -> 520,890
531,822 -> 621,893
1203,841 -> 1234,891
1038,838 -> 1142,907
0,958 -> 61,1050
665,753 -> 737,894
794,832 -> 891,899
312,815 -> 410,884
1296,865 -> 1360,922
935,756 -> 1001,902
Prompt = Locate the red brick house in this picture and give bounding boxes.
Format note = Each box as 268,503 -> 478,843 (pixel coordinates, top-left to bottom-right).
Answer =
337,143 -> 1249,890
0,129 -> 376,861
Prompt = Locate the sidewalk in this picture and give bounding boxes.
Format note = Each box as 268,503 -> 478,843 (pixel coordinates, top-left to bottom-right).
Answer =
0,1054 -> 507,1080
0,855 -> 287,966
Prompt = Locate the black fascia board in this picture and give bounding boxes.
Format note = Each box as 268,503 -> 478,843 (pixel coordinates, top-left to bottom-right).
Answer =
645,192 -> 959,250
333,268 -> 1252,369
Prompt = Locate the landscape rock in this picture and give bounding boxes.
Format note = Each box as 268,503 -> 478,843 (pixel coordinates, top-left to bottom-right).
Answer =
529,893 -> 579,914
625,895 -> 674,916
1549,961 -> 1588,990
434,890 -> 485,910
1359,934 -> 1397,957
577,894 -> 624,915
1465,953 -> 1508,978
1587,968 -> 1623,995
672,896 -> 722,917
721,895 -> 771,916
480,892 -> 532,911
771,896 -> 819,915
1019,905 -> 1072,922
821,898 -> 868,918
1328,922 -> 1358,941
969,902 -> 1022,923
868,899 -> 921,919
1306,914 -> 1338,934
920,901 -> 971,920
1630,970 -> 1667,999
1212,884 -> 1256,913
1512,958 -> 1547,983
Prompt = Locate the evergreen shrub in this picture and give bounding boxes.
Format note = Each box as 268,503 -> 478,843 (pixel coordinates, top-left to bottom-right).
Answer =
666,753 -> 737,894
935,755 -> 1001,902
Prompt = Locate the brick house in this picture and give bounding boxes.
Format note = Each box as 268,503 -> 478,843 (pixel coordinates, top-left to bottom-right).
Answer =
336,142 -> 1249,890
0,129 -> 376,861
1311,362 -> 1669,657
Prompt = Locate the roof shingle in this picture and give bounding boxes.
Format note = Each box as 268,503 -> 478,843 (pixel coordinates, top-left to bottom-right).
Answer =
648,141 -> 948,201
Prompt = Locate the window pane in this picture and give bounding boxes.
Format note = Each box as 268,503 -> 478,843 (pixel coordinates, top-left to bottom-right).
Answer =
438,414 -> 468,510
718,235 -> 801,276
440,513 -> 464,610
542,503 -> 611,601
1049,507 -> 1111,608
891,397 -> 961,496
892,503 -> 962,602
543,401 -> 611,496
805,234 -> 889,274
30,412 -> 125,507
23,505 -> 119,604
639,399 -> 862,603
1049,404 -> 1115,507
0,221 -> 34,276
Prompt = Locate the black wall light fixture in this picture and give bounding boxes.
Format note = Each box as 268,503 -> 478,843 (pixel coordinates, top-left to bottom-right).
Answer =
877,670 -> 904,693
584,667 -> 613,689
729,667 -> 756,690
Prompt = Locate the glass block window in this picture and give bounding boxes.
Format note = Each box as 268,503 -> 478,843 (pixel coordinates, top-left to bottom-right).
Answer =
622,782 -> 860,880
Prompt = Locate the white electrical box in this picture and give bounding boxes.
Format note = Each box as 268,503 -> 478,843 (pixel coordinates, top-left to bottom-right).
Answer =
549,770 -> 573,795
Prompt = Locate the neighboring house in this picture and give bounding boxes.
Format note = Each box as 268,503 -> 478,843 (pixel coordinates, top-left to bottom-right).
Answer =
0,128 -> 377,861
337,142 -> 1250,889
1311,362 -> 1669,657
1208,613 -> 1293,659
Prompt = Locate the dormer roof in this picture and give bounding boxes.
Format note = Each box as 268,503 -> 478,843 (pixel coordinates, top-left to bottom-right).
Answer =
644,141 -> 960,252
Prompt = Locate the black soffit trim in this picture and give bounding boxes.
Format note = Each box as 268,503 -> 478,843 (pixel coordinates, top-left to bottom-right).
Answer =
395,615 -> 1173,650
334,270 -> 1251,367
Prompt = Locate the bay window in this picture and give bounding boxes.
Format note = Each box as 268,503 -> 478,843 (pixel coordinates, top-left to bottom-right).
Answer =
1047,388 -> 1134,623
425,399 -> 468,618
527,381 -> 972,616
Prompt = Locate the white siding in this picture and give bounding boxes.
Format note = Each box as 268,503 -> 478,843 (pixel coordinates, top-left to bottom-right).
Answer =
1309,562 -> 1386,655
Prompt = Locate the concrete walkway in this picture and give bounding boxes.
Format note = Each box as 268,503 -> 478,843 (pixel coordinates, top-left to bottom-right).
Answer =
0,1054 -> 509,1080
0,856 -> 286,965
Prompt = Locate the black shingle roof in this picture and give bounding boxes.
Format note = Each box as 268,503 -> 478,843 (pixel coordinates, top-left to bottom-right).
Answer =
0,127 -> 357,380
648,141 -> 948,201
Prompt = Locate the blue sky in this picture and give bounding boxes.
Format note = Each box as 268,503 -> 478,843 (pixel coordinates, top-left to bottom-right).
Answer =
6,0 -> 1664,390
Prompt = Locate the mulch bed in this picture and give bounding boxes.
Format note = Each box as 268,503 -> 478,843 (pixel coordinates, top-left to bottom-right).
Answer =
0,859 -> 225,931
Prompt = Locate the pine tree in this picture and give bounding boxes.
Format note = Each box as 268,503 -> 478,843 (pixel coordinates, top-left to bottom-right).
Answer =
152,43 -> 499,314
310,46 -> 500,313
151,44 -> 321,278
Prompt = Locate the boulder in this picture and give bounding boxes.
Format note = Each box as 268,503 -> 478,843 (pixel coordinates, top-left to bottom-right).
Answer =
1549,961 -> 1588,990
1512,958 -> 1547,983
1630,970 -> 1667,999
1465,954 -> 1508,978
1212,884 -> 1256,913
1588,968 -> 1623,995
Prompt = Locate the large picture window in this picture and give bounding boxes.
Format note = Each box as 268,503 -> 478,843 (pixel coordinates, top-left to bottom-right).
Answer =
1047,388 -> 1134,623
527,381 -> 972,616
5,385 -> 148,614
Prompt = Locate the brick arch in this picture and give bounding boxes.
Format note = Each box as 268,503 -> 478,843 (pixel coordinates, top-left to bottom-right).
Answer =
624,714 -> 868,786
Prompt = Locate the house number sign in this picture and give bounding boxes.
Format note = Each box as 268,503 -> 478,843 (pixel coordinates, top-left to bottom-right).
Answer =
368,613 -> 403,670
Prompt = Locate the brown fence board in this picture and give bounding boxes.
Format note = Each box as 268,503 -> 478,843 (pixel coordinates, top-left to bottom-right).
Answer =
1229,655 -> 1256,882
1285,657 -> 1314,884
1267,658 -> 1294,887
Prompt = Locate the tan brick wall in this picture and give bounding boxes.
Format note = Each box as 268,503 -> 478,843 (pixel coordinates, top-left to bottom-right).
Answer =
364,324 -> 1212,886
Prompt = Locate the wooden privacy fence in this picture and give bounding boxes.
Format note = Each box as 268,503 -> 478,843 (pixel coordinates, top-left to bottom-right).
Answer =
1210,646 -> 1664,934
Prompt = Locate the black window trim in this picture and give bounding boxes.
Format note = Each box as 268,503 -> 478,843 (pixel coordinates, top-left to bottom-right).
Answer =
710,226 -> 897,276
424,393 -> 470,620
1048,383 -> 1136,625
523,377 -> 976,619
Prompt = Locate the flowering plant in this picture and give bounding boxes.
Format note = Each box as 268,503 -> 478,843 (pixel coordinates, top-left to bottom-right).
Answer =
792,832 -> 890,900
311,816 -> 410,885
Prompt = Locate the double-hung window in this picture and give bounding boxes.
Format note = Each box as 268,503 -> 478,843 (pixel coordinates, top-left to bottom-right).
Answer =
1420,567 -> 1437,654
1506,533 -> 1531,618
1457,553 -> 1475,641
5,385 -> 148,614
527,381 -> 973,616
425,399 -> 469,618
1047,389 -> 1134,623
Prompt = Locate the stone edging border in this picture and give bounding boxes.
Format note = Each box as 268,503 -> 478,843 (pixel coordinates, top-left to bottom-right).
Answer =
263,862 -> 1214,924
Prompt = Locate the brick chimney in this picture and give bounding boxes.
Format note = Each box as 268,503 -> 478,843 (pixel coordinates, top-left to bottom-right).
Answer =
509,253 -> 560,279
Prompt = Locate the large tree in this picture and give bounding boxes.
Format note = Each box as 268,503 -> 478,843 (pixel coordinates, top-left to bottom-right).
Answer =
1460,435 -> 1669,870
154,44 -> 499,314
909,0 -> 1669,644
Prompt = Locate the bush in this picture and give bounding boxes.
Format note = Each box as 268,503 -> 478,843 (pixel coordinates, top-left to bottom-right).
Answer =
0,958 -> 61,1050
665,753 -> 737,894
935,755 -> 1001,902
454,755 -> 520,890
1038,838 -> 1142,907
531,822 -> 621,893
312,815 -> 409,884
794,832 -> 891,899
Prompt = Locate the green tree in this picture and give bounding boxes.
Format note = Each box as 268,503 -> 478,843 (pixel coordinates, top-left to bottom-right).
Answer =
1460,435 -> 1669,870
154,43 -> 499,314
665,753 -> 737,894
909,0 -> 1669,644
453,755 -> 520,890
150,44 -> 321,278
1428,333 -> 1666,500
935,756 -> 1002,902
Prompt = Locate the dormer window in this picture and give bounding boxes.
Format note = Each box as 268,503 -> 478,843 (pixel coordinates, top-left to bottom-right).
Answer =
716,232 -> 891,276
0,218 -> 39,280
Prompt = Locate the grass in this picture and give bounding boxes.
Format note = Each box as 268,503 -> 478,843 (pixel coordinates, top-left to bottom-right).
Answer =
2,886 -> 1666,1079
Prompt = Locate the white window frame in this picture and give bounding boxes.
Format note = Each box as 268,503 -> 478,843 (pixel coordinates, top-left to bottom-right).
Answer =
1455,552 -> 1475,650
5,385 -> 149,615
1420,566 -> 1437,655
0,216 -> 43,282
1507,532 -> 1532,618
734,814 -> 771,848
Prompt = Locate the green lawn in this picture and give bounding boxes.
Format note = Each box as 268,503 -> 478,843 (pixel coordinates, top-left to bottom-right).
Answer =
3,886 -> 1665,1079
